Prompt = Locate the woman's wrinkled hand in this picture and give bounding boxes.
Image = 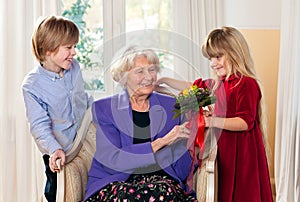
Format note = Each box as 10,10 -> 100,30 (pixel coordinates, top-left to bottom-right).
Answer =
164,122 -> 190,146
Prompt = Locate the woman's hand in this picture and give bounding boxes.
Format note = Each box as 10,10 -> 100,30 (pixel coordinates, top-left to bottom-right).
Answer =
151,122 -> 190,153
49,149 -> 66,173
165,122 -> 190,145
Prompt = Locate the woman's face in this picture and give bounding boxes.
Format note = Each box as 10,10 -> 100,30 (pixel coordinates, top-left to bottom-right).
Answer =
126,56 -> 157,97
209,55 -> 229,77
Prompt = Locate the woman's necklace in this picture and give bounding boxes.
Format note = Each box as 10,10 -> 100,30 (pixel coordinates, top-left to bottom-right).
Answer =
142,101 -> 150,112
131,99 -> 150,112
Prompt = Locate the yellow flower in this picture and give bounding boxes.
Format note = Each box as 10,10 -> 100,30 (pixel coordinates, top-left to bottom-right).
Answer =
172,86 -> 216,119
182,88 -> 189,97
191,85 -> 198,92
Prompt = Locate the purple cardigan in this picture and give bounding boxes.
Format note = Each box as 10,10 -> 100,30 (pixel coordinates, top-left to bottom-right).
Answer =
84,91 -> 192,199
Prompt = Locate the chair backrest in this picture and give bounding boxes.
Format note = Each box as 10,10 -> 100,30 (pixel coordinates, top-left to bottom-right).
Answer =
55,108 -> 96,202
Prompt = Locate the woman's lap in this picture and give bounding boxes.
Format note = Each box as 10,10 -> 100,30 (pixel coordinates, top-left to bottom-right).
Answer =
85,174 -> 197,202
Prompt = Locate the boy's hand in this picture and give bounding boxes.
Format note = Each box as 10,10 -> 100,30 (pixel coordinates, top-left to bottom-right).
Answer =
49,149 -> 66,173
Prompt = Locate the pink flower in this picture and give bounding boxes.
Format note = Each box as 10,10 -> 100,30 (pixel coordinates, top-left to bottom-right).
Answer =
149,196 -> 155,202
148,184 -> 154,188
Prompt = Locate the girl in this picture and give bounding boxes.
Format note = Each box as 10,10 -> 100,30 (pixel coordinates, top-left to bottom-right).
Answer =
156,26 -> 273,202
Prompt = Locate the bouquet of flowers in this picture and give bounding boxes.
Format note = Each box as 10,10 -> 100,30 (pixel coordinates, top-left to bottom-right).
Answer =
173,85 -> 216,119
173,85 -> 217,192
172,85 -> 216,149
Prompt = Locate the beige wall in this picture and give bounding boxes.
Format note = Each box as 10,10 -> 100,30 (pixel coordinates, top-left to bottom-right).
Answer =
241,29 -> 280,197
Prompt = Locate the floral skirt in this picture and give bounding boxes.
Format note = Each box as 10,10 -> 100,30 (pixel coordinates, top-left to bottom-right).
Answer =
85,174 -> 197,202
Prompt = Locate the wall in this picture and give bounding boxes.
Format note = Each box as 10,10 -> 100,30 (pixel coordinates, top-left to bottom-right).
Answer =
223,0 -> 281,29
241,30 -> 280,199
223,0 -> 282,199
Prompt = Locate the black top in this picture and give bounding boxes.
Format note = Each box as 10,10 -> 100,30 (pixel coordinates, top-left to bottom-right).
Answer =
132,110 -> 151,144
131,110 -> 174,179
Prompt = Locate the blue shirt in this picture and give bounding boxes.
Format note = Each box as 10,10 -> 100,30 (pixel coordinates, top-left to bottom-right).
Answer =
22,59 -> 93,155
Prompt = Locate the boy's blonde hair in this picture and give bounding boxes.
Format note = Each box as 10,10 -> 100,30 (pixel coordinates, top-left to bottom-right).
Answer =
32,15 -> 79,63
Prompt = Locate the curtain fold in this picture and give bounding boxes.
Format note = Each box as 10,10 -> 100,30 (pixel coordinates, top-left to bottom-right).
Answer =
0,0 -> 59,201
173,0 -> 223,81
275,0 -> 300,201
0,0 -> 220,201
189,0 -> 223,80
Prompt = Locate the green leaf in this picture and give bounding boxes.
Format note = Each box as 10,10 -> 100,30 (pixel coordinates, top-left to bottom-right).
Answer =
172,109 -> 182,119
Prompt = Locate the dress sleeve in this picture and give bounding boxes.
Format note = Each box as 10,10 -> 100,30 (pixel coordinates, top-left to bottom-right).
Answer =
193,78 -> 214,90
235,77 -> 261,130
193,78 -> 205,87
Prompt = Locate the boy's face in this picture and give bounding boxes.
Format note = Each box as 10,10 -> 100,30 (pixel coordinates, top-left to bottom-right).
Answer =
44,44 -> 77,74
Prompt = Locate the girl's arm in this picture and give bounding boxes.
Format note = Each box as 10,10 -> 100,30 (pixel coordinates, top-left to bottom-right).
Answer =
205,116 -> 248,131
156,77 -> 192,91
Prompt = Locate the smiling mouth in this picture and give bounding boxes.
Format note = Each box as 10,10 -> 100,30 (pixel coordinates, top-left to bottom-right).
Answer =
140,83 -> 154,88
214,66 -> 223,71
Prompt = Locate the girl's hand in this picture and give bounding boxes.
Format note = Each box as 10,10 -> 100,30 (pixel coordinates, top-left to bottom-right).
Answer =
155,77 -> 166,86
204,115 -> 213,127
203,105 -> 214,127
202,105 -> 213,116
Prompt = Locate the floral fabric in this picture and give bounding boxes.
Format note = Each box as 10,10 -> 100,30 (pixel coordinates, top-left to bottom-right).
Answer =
85,173 -> 197,202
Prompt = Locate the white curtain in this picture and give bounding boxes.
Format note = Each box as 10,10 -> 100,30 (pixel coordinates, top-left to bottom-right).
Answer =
173,0 -> 223,81
0,0 -> 59,201
275,0 -> 300,201
0,0 -> 221,201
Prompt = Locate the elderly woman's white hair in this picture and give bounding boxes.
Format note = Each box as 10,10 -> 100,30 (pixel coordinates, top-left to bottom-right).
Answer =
110,46 -> 160,85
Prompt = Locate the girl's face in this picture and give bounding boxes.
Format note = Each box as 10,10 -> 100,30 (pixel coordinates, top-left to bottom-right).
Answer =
209,55 -> 229,77
126,56 -> 157,97
44,44 -> 77,74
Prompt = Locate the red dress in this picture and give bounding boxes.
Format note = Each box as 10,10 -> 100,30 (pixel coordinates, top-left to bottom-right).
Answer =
193,75 -> 273,202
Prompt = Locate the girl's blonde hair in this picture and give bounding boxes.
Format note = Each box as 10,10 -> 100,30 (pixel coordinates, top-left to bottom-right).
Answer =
110,46 -> 160,85
32,15 -> 79,63
202,26 -> 271,166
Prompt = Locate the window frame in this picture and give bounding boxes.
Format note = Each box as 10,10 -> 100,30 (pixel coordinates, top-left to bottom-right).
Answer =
60,0 -> 198,98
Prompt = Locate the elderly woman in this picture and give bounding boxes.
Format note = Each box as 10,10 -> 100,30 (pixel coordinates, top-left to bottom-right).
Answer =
84,46 -> 197,201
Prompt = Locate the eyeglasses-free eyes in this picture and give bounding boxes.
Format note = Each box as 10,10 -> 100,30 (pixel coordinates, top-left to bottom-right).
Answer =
130,65 -> 158,75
